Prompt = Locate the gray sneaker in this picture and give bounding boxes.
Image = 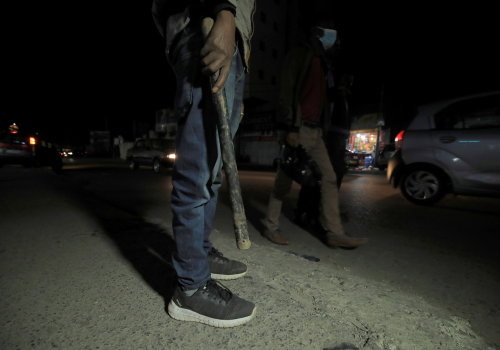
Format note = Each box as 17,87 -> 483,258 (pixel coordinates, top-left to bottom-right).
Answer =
207,247 -> 247,280
168,280 -> 256,328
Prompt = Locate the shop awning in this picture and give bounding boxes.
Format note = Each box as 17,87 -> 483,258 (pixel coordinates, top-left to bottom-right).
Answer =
350,128 -> 377,134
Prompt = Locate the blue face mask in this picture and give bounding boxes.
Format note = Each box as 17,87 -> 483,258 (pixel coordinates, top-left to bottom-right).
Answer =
316,27 -> 337,51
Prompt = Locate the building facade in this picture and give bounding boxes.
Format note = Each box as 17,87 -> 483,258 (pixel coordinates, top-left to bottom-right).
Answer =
236,0 -> 301,166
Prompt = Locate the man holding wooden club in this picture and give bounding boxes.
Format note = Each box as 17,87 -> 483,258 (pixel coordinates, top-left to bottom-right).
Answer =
152,0 -> 256,327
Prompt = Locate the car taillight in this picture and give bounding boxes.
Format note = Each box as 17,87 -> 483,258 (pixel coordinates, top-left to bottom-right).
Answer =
395,130 -> 404,149
30,137 -> 36,145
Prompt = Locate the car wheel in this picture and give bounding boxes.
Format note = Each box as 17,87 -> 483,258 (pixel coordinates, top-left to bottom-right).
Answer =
400,168 -> 446,205
153,158 -> 161,173
129,159 -> 139,170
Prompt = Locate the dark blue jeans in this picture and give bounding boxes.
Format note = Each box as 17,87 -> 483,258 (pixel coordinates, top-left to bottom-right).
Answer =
170,25 -> 245,291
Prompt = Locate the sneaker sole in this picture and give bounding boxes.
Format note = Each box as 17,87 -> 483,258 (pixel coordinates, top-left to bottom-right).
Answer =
167,300 -> 256,328
211,271 -> 247,280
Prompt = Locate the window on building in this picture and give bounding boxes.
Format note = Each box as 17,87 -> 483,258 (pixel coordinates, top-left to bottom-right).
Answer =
272,76 -> 276,86
272,49 -> 277,59
258,70 -> 264,80
273,22 -> 279,32
260,11 -> 266,23
259,41 -> 265,52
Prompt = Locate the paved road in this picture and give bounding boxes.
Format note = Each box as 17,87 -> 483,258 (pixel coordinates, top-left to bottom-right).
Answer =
2,158 -> 500,348
61,158 -> 500,345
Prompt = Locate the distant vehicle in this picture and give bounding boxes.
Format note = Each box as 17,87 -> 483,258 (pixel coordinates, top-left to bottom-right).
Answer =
388,91 -> 500,205
344,150 -> 359,168
61,148 -> 75,157
0,129 -> 63,172
127,138 -> 176,172
377,143 -> 396,170
59,148 -> 85,158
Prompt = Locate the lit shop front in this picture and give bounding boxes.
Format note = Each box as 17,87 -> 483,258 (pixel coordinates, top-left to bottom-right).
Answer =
347,129 -> 379,154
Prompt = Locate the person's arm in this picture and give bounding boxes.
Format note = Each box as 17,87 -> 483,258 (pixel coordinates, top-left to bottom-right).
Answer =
200,2 -> 237,93
152,0 -> 236,38
204,0 -> 236,17
279,48 -> 303,147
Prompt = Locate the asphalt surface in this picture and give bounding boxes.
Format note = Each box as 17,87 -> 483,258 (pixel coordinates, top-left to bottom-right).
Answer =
1,158 -> 499,349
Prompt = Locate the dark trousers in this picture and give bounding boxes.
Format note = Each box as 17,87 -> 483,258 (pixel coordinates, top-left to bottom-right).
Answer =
326,131 -> 347,190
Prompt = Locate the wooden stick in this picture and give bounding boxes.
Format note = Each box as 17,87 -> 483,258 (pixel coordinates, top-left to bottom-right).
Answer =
201,17 -> 251,250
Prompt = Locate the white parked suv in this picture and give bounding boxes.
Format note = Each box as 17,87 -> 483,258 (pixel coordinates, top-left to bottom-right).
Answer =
388,91 -> 500,205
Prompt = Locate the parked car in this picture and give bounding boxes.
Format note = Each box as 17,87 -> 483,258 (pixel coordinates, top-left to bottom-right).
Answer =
127,138 -> 176,172
388,91 -> 500,205
377,143 -> 396,170
0,130 -> 62,171
344,149 -> 359,168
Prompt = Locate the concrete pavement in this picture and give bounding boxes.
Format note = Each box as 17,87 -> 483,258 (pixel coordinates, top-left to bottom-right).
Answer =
0,164 -> 497,350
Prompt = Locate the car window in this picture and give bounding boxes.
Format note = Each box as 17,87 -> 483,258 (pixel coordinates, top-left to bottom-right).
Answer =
136,140 -> 145,148
434,94 -> 500,130
151,139 -> 165,149
144,140 -> 152,148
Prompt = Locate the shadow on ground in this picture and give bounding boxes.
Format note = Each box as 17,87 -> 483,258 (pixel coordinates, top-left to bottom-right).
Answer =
55,172 -> 178,309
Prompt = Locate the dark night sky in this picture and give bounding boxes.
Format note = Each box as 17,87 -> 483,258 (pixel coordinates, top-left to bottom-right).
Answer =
2,1 -> 499,145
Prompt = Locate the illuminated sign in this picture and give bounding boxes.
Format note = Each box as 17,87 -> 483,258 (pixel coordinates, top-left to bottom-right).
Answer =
9,123 -> 19,133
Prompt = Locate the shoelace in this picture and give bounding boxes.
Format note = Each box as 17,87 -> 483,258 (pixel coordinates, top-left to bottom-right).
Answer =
208,248 -> 229,263
203,280 -> 233,303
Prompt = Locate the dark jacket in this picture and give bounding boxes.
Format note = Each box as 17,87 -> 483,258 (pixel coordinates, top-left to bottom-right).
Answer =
278,44 -> 335,132
152,0 -> 256,68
